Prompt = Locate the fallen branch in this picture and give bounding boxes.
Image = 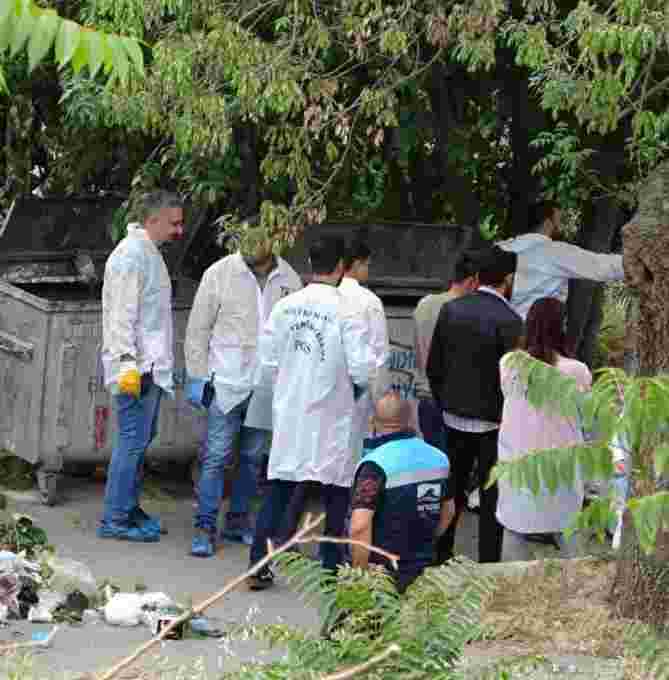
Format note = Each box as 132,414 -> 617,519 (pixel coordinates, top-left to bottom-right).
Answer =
99,515 -> 327,680
99,513 -> 403,680
296,534 -> 399,570
0,625 -> 59,653
321,643 -> 401,679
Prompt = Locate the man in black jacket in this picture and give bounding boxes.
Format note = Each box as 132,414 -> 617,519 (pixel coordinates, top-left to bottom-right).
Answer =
426,247 -> 523,563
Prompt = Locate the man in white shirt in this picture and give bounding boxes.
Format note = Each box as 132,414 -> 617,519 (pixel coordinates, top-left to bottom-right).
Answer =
339,239 -> 389,459
247,236 -> 373,590
499,202 -> 624,320
185,240 -> 302,558
99,191 -> 184,543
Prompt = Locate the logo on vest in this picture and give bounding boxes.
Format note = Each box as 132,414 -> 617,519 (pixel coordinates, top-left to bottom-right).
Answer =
417,483 -> 441,519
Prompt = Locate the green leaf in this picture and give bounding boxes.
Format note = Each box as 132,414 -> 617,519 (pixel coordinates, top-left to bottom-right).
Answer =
0,65 -> 7,94
0,9 -> 14,53
525,455 -> 541,496
55,19 -> 81,67
27,10 -> 60,73
655,444 -> 669,478
108,36 -> 129,84
542,456 -> 559,495
9,1 -> 34,58
120,36 -> 144,76
70,37 -> 88,74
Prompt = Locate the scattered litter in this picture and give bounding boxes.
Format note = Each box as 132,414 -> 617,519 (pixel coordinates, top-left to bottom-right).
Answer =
64,590 -> 89,612
190,615 -> 224,638
139,592 -> 173,610
0,573 -> 21,617
147,607 -> 185,640
18,582 -> 39,619
28,605 -> 53,623
45,557 -> 97,597
82,609 -> 102,625
27,591 -> 65,623
0,626 -> 59,653
104,593 -> 144,627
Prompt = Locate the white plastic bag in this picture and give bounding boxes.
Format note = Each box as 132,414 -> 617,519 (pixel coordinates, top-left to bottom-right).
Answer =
139,592 -> 173,610
104,593 -> 144,627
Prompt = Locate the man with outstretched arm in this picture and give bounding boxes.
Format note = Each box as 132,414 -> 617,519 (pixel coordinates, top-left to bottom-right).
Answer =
499,201 -> 624,320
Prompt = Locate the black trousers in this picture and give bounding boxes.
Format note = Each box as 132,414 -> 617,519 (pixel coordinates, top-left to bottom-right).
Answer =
249,480 -> 350,572
436,427 -> 503,564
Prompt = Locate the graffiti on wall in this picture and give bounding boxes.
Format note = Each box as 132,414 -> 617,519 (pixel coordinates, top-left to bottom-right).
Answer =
388,340 -> 417,401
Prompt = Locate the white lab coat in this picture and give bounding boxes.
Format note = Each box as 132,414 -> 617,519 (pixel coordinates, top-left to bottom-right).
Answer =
184,253 -> 302,414
339,277 -> 389,459
499,233 -> 624,320
256,283 -> 373,487
101,224 -> 174,394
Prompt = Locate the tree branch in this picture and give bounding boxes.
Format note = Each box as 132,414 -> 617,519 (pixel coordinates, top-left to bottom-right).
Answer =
320,643 -> 401,680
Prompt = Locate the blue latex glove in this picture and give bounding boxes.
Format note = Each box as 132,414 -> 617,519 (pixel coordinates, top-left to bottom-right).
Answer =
186,379 -> 207,410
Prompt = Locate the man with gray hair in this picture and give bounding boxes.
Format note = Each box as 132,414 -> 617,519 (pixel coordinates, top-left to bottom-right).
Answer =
99,190 -> 184,542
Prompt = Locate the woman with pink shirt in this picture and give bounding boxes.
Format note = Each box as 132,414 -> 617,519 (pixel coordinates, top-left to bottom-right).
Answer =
497,297 -> 591,561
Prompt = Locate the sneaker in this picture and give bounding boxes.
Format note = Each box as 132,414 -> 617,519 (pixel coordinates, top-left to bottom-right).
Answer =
248,565 -> 274,591
191,530 -> 215,558
97,523 -> 160,543
131,507 -> 167,535
221,513 -> 254,546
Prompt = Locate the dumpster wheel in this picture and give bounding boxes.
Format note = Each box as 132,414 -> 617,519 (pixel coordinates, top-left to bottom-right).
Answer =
37,470 -> 59,506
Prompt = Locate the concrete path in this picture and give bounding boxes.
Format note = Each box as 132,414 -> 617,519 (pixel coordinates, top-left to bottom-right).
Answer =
0,475 -> 479,677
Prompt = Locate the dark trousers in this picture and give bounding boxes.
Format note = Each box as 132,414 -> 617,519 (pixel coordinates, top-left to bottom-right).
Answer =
435,427 -> 503,564
249,480 -> 350,572
418,399 -> 447,452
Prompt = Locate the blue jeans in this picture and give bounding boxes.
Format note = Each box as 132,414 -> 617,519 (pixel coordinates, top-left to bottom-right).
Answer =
102,378 -> 162,527
195,396 -> 267,532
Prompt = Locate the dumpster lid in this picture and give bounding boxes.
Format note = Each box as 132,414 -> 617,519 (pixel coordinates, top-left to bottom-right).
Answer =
283,221 -> 480,298
0,196 -> 123,285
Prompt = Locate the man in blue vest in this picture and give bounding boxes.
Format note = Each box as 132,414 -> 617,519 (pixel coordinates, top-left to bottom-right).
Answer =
349,392 -> 454,593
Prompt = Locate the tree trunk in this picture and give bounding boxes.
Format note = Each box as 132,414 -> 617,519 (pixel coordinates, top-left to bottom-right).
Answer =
613,159 -> 669,624
429,63 -> 481,226
566,194 -> 625,367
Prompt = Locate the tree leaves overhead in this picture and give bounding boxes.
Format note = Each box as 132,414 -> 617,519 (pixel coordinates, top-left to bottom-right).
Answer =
0,0 -> 144,89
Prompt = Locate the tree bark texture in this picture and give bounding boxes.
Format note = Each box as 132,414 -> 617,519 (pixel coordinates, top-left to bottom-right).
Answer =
614,159 -> 669,624
567,194 -> 626,367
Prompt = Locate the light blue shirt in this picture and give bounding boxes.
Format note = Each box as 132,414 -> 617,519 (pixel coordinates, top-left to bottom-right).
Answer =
499,233 -> 624,320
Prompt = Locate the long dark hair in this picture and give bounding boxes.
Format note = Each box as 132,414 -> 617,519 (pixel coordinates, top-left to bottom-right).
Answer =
525,297 -> 572,365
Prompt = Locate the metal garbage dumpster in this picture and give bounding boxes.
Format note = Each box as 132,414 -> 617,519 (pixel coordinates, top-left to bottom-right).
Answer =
0,198 -> 201,503
0,281 -> 200,483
